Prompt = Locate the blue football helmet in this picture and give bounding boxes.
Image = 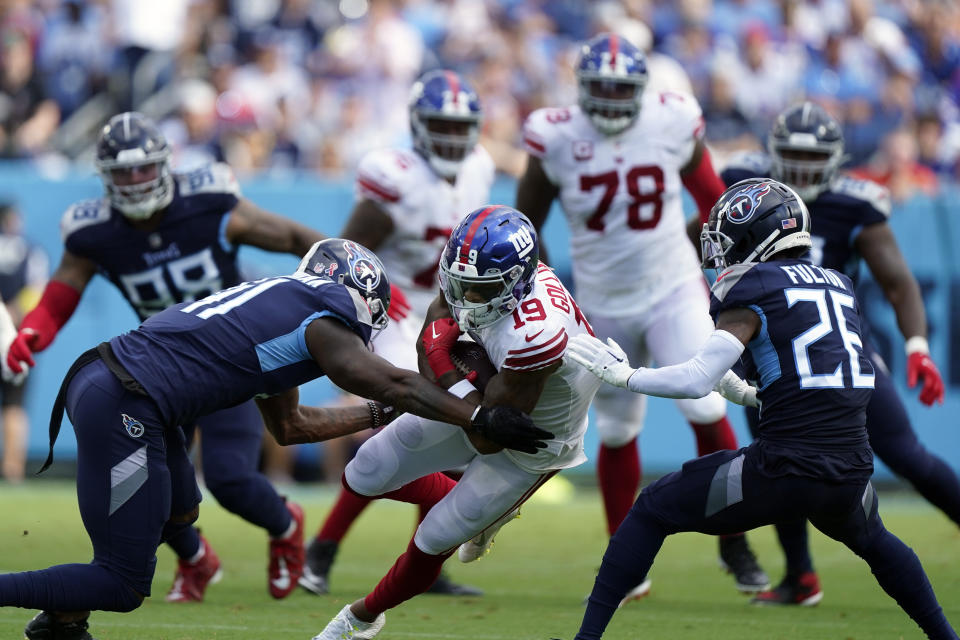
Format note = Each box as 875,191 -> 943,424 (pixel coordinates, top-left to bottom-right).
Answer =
95,112 -> 173,220
701,178 -> 811,270
768,102 -> 845,203
576,33 -> 648,135
409,69 -> 482,179
439,206 -> 539,330
297,239 -> 391,332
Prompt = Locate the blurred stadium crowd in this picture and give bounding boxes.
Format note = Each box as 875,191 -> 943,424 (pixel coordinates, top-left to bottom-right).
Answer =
0,0 -> 958,201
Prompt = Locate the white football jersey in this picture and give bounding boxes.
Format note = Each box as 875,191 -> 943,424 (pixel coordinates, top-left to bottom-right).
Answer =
355,146 -> 495,314
471,263 -> 601,473
523,91 -> 706,316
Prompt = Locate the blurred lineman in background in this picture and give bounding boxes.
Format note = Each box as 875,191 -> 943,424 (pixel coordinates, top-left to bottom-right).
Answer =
0,238 -> 543,640
564,178 -> 958,640
3,112 -> 328,603
0,201 -> 47,482
300,69 -> 493,598
515,32 -> 767,599
722,101 -> 956,606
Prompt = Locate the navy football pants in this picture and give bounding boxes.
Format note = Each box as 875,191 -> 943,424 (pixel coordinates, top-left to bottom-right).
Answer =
575,447 -> 957,639
746,346 -> 960,574
0,360 -> 200,611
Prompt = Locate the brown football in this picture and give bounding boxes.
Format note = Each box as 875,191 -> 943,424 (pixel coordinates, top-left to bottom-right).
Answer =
449,339 -> 497,391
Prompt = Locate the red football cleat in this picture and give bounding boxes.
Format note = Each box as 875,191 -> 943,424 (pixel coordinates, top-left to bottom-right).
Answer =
166,535 -> 222,603
751,571 -> 823,606
268,500 -> 305,599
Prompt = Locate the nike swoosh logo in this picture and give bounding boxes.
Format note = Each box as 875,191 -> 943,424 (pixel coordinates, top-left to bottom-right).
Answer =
271,557 -> 290,591
525,330 -> 544,342
431,325 -> 441,339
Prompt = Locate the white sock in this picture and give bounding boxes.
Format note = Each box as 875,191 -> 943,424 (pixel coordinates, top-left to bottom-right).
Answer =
272,515 -> 297,540
188,542 -> 206,564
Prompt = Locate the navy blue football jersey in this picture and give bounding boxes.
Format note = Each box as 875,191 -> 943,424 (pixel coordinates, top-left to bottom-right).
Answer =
710,260 -> 874,468
721,152 -> 891,284
60,163 -> 243,320
109,273 -> 375,426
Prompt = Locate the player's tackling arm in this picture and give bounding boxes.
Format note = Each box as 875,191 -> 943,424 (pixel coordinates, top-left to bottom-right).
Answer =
255,387 -> 387,445
516,155 -> 558,265
225,197 -> 326,257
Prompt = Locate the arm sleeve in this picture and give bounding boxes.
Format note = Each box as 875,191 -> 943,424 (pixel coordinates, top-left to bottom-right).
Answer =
626,329 -> 744,398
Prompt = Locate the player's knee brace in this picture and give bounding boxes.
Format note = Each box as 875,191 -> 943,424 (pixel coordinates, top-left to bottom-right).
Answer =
344,440 -> 401,497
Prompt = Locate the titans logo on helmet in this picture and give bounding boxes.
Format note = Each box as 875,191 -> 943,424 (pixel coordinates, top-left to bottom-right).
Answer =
726,182 -> 772,224
343,241 -> 381,291
122,413 -> 144,438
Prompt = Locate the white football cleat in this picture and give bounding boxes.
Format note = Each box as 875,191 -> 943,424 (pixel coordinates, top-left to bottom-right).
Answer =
458,508 -> 520,563
312,604 -> 385,640
618,579 -> 652,607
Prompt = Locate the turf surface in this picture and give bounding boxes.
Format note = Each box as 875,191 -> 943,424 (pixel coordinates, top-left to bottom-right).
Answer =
0,479 -> 957,639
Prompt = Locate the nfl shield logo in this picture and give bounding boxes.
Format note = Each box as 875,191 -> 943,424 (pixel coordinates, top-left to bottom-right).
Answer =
573,140 -> 593,161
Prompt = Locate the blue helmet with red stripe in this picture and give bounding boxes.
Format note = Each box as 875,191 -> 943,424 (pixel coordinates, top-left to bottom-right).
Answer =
576,33 -> 648,135
439,205 -> 539,330
409,69 -> 482,179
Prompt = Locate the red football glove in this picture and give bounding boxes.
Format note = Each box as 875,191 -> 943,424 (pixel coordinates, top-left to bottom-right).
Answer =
421,317 -> 462,379
6,328 -> 39,375
907,351 -> 944,406
387,284 -> 411,321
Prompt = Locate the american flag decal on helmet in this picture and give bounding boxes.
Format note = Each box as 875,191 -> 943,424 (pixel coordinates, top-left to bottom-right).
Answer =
782,218 -> 798,229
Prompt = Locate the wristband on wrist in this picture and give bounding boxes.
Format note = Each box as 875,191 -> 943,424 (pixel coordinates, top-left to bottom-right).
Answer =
367,401 -> 385,430
448,379 -> 478,399
469,405 -> 481,426
905,336 -> 929,355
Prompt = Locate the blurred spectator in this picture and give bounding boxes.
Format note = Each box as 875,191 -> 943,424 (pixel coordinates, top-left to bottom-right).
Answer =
702,67 -> 759,161
0,201 -> 48,483
161,79 -> 224,170
0,25 -> 60,157
853,126 -> 939,201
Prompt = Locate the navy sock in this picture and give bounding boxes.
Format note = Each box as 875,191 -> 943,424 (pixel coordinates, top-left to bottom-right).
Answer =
775,518 -> 814,575
206,476 -> 291,537
860,530 -> 958,639
165,525 -> 201,560
575,504 -> 668,640
0,564 -> 142,612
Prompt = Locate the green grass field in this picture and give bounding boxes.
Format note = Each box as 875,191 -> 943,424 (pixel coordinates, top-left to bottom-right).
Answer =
1,479 -> 957,640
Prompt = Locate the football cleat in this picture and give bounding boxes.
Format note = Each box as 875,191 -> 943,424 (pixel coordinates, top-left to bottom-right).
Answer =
268,500 -> 305,599
299,538 -> 339,595
458,508 -> 520,563
24,611 -> 96,640
718,534 -> 770,593
165,535 -> 222,603
425,570 -> 484,596
618,578 -> 652,607
751,571 -> 823,606
312,604 -> 385,640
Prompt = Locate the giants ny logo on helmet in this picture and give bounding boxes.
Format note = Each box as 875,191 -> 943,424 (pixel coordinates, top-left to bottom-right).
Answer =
725,182 -> 772,224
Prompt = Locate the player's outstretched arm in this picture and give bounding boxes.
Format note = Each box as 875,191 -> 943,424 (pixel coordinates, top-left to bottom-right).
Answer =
857,222 -> 944,405
306,317 -> 551,452
255,387 -> 395,445
225,198 -> 326,257
515,155 -> 558,264
567,308 -> 760,400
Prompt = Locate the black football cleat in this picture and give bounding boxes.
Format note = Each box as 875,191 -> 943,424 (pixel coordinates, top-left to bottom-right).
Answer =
299,538 -> 338,595
718,534 -> 770,593
425,570 -> 484,596
24,612 -> 96,640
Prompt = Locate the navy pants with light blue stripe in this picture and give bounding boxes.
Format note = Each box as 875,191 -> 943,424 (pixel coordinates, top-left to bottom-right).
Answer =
574,446 -> 958,640
0,360 -> 201,612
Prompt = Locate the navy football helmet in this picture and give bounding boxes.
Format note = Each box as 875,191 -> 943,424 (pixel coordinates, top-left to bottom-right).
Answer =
701,178 -> 811,270
409,70 -> 482,179
439,205 -> 539,330
297,239 -> 391,332
768,102 -> 845,202
95,112 -> 173,220
576,33 -> 648,135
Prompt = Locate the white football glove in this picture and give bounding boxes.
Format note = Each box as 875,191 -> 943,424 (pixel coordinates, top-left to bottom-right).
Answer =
0,303 -> 27,386
566,334 -> 636,389
714,370 -> 758,407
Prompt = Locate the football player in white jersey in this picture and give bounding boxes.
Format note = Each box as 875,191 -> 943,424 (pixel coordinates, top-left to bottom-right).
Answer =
515,33 -> 768,595
299,70 -> 496,597
312,206 -> 599,640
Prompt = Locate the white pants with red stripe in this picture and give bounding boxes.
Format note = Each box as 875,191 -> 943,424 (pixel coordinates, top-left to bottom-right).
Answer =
587,277 -> 728,447
344,412 -> 552,556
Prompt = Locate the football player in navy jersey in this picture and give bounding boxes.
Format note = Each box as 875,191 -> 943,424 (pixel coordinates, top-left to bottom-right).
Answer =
2,112 -> 391,604
721,102 -> 957,606
0,238 -> 547,640
563,179 -> 957,640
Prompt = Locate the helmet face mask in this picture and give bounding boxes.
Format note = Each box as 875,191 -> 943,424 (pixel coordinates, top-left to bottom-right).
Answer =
297,239 -> 392,336
409,70 -> 481,179
439,206 -> 539,331
701,178 -> 812,271
576,33 -> 648,136
95,112 -> 174,220
768,102 -> 845,202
